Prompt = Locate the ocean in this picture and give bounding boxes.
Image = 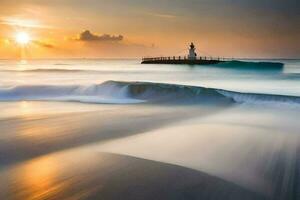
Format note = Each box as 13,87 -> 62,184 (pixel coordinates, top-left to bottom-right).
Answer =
0,59 -> 300,96
0,59 -> 300,200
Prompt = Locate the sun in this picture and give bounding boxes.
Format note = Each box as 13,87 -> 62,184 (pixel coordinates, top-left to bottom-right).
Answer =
15,32 -> 31,45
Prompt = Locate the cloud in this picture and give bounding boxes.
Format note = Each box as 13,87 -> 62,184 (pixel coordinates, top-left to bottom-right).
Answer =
0,16 -> 52,29
33,40 -> 54,48
78,30 -> 123,42
146,12 -> 177,19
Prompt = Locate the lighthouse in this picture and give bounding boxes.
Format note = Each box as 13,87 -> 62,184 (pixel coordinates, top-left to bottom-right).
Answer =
188,42 -> 197,60
142,42 -> 228,65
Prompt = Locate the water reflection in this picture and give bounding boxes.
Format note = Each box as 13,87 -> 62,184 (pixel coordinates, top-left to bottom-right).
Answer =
8,156 -> 61,200
2,149 -> 116,200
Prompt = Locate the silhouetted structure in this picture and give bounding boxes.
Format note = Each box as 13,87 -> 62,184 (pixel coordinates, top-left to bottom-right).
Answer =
142,43 -> 227,65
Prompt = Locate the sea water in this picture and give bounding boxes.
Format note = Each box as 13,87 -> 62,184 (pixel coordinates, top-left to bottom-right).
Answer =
0,59 -> 299,96
0,59 -> 300,200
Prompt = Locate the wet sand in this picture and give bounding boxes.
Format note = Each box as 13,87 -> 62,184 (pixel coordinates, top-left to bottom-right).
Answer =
97,105 -> 300,199
0,102 -> 299,200
0,102 -> 224,167
0,150 -> 266,200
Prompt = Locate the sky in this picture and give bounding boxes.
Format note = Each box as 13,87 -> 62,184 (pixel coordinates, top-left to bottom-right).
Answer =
0,0 -> 299,59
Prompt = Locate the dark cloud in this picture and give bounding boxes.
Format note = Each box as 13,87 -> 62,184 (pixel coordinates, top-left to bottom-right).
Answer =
78,30 -> 124,42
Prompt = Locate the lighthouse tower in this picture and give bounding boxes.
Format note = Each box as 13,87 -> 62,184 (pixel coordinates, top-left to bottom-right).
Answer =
188,42 -> 197,60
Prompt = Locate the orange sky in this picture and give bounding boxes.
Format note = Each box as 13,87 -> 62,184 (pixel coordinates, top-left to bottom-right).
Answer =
0,0 -> 299,59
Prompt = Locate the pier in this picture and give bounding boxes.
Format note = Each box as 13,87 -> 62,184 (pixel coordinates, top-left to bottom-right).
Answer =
142,56 -> 228,65
142,43 -> 229,65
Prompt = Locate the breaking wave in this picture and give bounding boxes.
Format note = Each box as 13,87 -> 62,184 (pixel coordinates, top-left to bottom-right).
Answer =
0,81 -> 299,107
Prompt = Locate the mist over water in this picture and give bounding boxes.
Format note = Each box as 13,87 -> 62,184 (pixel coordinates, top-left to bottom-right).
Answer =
0,59 -> 300,96
0,59 -> 300,199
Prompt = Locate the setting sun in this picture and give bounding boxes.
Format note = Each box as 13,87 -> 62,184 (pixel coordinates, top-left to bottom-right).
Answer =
15,32 -> 30,45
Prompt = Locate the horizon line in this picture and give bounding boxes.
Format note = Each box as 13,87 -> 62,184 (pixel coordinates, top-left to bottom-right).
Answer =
0,57 -> 300,61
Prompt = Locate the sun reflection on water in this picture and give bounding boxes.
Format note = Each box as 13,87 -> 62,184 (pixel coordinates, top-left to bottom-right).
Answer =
10,156 -> 62,200
6,149 -> 112,200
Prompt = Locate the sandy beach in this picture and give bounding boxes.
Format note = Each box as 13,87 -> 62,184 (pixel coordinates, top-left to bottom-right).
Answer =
0,100 -> 299,200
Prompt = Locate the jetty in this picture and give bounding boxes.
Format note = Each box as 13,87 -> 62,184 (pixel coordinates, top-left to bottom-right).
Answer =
142,43 -> 228,65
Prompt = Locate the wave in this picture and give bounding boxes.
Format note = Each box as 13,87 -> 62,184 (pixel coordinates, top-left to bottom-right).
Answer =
116,81 -> 300,107
0,69 -> 149,74
0,82 -> 144,104
26,69 -> 85,73
215,60 -> 284,70
0,81 -> 300,106
0,69 -> 90,73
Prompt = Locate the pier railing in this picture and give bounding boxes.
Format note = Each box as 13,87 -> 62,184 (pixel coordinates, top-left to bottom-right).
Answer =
142,56 -> 231,62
